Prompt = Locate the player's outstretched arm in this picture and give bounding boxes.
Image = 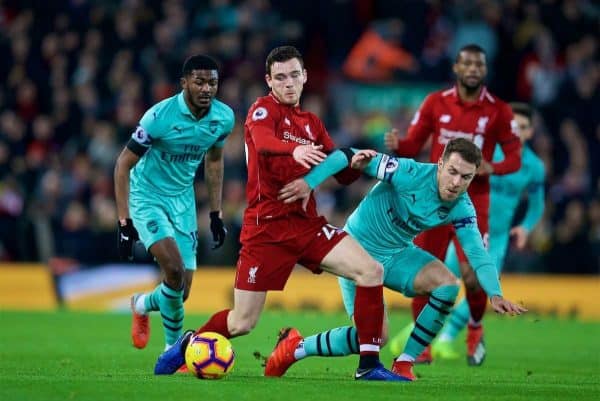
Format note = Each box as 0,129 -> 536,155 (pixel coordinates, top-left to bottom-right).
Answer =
455,216 -> 528,316
278,148 -> 376,204
350,149 -> 378,169
490,295 -> 528,315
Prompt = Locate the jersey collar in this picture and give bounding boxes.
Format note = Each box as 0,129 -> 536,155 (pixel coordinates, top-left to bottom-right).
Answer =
177,91 -> 212,120
177,91 -> 193,117
448,85 -> 489,106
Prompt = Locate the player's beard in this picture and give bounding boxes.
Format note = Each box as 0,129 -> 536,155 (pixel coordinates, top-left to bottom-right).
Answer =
195,97 -> 211,109
186,91 -> 213,117
460,77 -> 483,95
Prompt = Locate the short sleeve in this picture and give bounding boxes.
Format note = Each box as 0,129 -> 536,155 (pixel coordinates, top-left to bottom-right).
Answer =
139,104 -> 168,140
213,106 -> 236,148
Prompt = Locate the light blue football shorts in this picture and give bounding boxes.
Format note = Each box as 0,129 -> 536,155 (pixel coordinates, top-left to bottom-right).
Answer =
339,245 -> 436,317
129,189 -> 198,270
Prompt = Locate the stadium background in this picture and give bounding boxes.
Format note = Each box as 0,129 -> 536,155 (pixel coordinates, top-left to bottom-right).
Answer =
0,0 -> 597,317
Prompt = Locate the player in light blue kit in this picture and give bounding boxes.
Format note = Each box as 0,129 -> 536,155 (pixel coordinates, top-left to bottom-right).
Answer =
265,138 -> 526,381
114,55 -> 234,368
433,103 -> 545,361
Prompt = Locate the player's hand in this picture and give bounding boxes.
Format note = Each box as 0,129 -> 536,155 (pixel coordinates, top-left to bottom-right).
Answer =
292,144 -> 327,169
278,178 -> 311,208
490,295 -> 528,315
209,211 -> 227,249
477,160 -> 494,176
350,149 -> 377,170
510,226 -> 528,250
118,218 -> 139,261
384,128 -> 400,152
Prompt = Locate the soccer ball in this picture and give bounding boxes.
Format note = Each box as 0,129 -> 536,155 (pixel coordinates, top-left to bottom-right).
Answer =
185,332 -> 235,379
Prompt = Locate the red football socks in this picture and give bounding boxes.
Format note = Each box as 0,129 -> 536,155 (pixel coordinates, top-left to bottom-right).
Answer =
354,285 -> 384,355
195,309 -> 232,338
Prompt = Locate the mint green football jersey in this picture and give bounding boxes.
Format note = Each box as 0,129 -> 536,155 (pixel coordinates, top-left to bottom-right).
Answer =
345,154 -> 494,274
129,91 -> 235,196
489,145 -> 545,235
302,149 -> 502,296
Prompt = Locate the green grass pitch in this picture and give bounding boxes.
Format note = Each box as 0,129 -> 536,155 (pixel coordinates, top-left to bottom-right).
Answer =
1,309 -> 598,401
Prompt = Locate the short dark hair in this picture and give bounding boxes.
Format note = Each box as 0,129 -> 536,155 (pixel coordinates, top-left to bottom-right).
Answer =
456,44 -> 486,62
265,46 -> 304,75
509,102 -> 533,121
182,54 -> 219,76
442,138 -> 482,168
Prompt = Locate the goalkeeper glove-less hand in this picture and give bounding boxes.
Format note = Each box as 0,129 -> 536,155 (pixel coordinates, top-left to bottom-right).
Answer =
209,211 -> 227,250
118,218 -> 139,261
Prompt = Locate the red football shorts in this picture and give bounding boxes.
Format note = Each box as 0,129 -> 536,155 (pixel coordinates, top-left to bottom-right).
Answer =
235,215 -> 347,291
415,192 -> 489,263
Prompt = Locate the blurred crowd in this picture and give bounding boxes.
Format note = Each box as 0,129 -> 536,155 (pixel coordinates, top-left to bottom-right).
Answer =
0,0 -> 597,273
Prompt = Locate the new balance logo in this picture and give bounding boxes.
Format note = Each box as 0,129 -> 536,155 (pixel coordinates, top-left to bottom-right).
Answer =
476,116 -> 489,134
305,124 -> 314,140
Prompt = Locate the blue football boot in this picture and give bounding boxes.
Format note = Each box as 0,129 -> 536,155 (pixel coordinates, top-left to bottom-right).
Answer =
355,362 -> 411,382
154,330 -> 193,375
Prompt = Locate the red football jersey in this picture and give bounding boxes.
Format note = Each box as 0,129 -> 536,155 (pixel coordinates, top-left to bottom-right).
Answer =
243,93 -> 356,224
396,86 -> 522,197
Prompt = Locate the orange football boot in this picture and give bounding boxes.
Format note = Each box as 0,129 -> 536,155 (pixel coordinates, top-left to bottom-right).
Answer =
391,360 -> 416,381
264,327 -> 303,377
130,294 -> 150,349
466,324 -> 485,366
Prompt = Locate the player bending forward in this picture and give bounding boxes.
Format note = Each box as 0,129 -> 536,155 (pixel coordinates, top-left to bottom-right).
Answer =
266,138 -> 526,381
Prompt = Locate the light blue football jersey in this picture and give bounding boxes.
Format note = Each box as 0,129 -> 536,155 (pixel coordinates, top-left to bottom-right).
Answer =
489,145 -> 545,235
304,150 -> 501,296
129,91 -> 235,196
345,155 -> 492,272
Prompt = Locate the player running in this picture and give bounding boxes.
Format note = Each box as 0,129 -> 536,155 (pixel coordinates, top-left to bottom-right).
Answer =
114,55 -> 233,354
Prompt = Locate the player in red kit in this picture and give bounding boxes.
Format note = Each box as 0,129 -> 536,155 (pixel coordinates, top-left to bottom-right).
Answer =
384,44 -> 522,366
154,46 -> 405,381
